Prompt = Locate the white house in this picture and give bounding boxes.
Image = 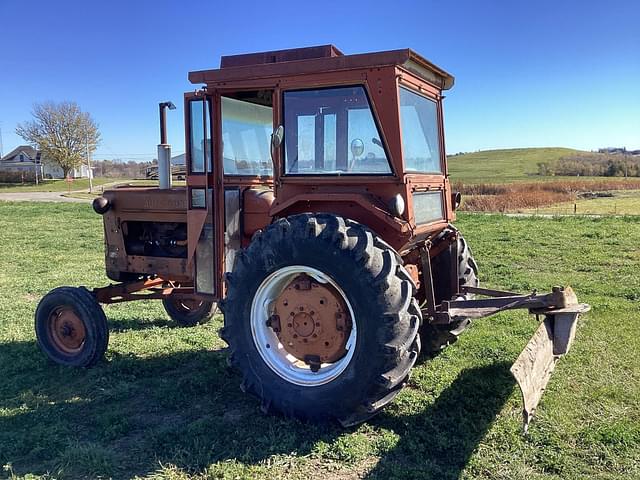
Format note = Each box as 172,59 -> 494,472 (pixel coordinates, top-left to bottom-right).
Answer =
0,145 -> 92,179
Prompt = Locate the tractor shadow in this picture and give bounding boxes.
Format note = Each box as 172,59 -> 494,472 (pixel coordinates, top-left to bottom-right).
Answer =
366,362 -> 516,479
0,339 -> 342,479
0,338 -> 515,480
106,316 -> 175,332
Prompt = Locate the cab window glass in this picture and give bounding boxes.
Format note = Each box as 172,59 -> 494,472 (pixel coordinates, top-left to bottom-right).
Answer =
189,99 -> 212,173
222,96 -> 273,176
399,88 -> 441,173
283,86 -> 391,175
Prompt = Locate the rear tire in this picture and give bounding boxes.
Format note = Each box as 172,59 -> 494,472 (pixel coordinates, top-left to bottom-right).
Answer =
35,286 -> 109,367
421,233 -> 479,354
162,297 -> 217,327
220,213 -> 421,426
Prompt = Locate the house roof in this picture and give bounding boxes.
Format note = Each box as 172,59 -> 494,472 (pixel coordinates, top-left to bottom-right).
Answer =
171,153 -> 185,165
1,145 -> 37,162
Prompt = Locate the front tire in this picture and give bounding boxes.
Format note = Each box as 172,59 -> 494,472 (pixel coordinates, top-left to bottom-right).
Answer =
221,214 -> 421,426
35,286 -> 109,367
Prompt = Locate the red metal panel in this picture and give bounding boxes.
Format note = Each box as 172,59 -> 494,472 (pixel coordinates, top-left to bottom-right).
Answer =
221,45 -> 343,68
190,49 -> 454,91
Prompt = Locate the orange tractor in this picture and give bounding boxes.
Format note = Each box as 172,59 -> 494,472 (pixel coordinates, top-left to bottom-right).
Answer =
35,46 -> 588,429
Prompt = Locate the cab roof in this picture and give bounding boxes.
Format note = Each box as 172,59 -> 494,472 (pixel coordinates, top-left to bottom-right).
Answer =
188,45 -> 454,90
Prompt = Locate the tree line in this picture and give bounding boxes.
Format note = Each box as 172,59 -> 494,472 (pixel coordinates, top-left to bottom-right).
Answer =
537,152 -> 640,177
91,159 -> 155,178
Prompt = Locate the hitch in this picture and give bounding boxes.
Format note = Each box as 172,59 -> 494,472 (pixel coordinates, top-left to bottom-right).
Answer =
425,285 -> 590,431
92,277 -> 195,304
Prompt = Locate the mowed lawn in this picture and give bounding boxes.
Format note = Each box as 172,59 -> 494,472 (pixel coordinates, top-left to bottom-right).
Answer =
0,202 -> 639,480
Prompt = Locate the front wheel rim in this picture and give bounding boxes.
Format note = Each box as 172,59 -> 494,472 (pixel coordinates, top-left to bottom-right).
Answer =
250,265 -> 357,387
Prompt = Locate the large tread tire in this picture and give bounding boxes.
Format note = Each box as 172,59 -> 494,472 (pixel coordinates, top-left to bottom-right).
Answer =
220,213 -> 422,426
421,233 -> 479,354
35,286 -> 109,368
162,297 -> 217,327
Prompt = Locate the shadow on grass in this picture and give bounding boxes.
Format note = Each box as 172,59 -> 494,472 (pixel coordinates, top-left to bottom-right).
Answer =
367,362 -> 516,479
106,316 -> 175,332
0,339 -> 514,480
0,340 -> 342,479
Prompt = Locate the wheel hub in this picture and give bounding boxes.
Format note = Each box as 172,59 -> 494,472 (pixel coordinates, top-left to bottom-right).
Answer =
272,274 -> 352,364
49,307 -> 86,354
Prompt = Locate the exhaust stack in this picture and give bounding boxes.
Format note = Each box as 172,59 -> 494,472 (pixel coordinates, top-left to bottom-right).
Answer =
158,101 -> 176,189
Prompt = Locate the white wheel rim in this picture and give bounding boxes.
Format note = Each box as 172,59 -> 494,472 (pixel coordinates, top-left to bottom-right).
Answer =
250,265 -> 357,387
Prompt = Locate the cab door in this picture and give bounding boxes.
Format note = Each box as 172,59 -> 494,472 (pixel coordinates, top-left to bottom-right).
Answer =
185,92 -> 217,297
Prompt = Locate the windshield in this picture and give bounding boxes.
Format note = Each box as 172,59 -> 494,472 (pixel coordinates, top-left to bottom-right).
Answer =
283,86 -> 391,175
399,87 -> 442,173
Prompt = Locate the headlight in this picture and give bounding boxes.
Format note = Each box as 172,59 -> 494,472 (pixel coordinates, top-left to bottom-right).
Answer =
412,191 -> 443,224
389,194 -> 405,217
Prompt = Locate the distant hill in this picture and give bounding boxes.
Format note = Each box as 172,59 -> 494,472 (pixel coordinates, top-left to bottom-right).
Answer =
447,147 -> 583,183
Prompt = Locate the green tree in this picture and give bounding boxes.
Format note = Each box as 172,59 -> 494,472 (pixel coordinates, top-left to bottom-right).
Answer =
16,101 -> 100,179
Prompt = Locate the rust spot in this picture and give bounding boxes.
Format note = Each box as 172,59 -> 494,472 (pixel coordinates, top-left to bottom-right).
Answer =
48,307 -> 86,354
271,274 -> 352,364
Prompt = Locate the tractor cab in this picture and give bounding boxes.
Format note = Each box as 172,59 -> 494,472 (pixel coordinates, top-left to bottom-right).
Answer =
184,45 -> 457,299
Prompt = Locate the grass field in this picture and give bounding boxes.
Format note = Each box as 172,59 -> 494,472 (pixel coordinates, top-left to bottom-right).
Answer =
458,181 -> 640,214
525,190 -> 640,216
447,147 -> 584,183
1,203 -> 639,479
0,178 -> 130,193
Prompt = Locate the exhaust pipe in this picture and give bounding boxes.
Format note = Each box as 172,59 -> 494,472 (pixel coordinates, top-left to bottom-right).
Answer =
157,144 -> 172,189
158,101 -> 176,189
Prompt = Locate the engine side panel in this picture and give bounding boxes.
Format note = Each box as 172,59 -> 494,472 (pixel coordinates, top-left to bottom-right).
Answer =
101,187 -> 192,282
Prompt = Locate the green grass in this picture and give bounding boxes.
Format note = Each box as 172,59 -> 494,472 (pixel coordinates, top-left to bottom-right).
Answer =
0,178 -> 131,193
525,189 -> 640,216
1,203 -> 639,479
448,147 -> 585,183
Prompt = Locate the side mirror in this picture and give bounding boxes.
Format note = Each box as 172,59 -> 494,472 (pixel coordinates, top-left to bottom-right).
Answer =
270,125 -> 284,171
271,125 -> 284,149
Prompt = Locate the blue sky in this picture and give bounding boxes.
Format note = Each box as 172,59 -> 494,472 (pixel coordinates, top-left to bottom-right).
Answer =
1,0 -> 638,162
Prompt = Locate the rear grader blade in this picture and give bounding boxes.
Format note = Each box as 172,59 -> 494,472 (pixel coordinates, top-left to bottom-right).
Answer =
511,302 -> 590,431
429,286 -> 590,431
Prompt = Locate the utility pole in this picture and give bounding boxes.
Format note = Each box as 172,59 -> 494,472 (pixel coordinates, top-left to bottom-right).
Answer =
34,151 -> 39,186
0,123 -> 4,159
86,132 -> 93,193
